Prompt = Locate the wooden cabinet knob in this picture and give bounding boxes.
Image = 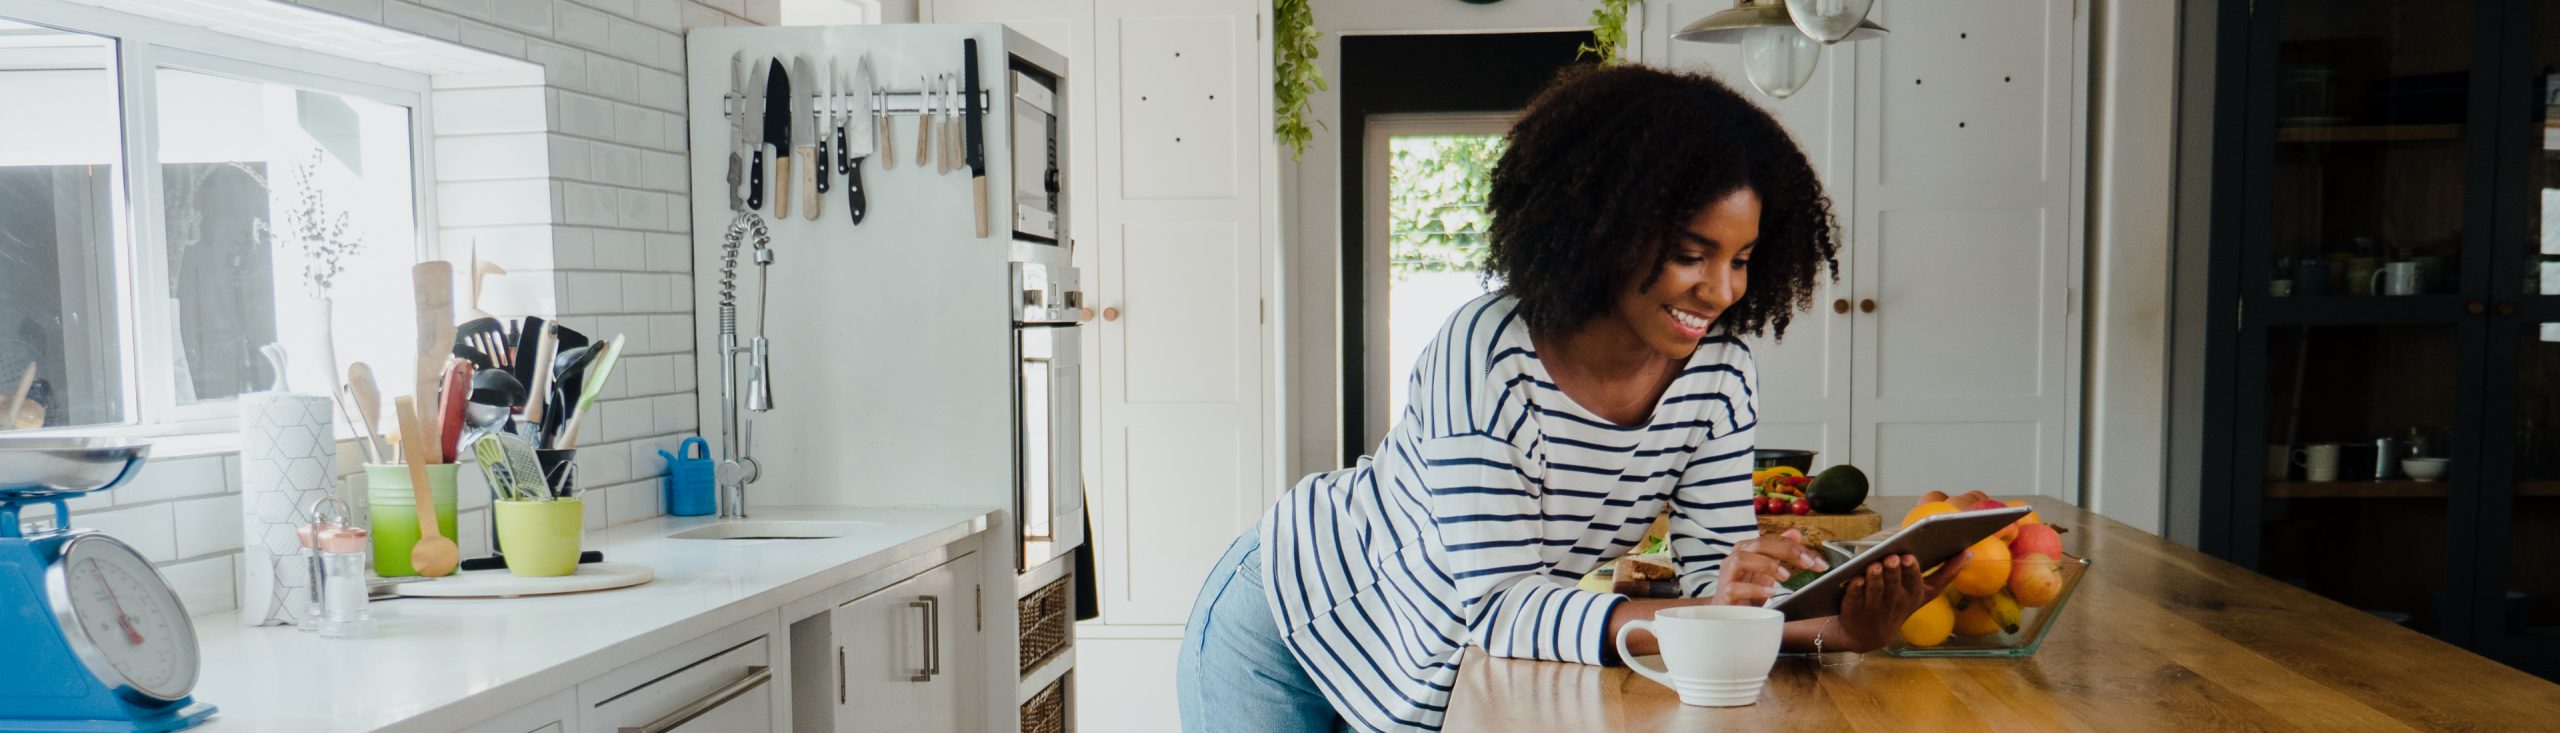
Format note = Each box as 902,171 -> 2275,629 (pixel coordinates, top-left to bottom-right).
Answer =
1859,298 -> 1877,314
2498,302 -> 2517,317
2468,301 -> 2487,315
1102,307 -> 1121,322
1832,299 -> 1849,314
1078,307 -> 1096,322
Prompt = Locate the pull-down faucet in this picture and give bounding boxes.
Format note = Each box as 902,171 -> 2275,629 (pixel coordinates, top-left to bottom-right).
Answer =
717,212 -> 772,519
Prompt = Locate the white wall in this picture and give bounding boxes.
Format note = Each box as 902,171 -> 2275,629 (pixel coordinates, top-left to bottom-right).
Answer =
2081,0 -> 2181,533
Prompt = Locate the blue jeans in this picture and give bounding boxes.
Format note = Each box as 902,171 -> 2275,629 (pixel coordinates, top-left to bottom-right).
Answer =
1175,528 -> 1345,732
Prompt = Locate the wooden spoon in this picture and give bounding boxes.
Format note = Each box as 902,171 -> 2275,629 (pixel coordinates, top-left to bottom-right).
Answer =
413,262 -> 455,448
348,363 -> 385,463
393,395 -> 458,577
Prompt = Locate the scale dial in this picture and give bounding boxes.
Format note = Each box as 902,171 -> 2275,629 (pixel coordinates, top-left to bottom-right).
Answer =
48,532 -> 199,702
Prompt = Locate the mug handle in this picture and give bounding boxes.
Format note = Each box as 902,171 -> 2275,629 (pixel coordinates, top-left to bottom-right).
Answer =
2367,269 -> 2384,295
1616,620 -> 1674,689
2292,447 -> 2309,468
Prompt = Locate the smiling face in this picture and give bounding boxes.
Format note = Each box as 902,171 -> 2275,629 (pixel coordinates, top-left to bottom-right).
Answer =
1611,188 -> 1761,360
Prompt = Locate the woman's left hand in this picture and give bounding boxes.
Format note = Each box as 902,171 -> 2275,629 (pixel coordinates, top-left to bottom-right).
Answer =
1828,552 -> 1967,652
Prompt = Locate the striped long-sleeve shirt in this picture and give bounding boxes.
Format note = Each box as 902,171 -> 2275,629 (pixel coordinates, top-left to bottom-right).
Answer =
1257,293 -> 1759,732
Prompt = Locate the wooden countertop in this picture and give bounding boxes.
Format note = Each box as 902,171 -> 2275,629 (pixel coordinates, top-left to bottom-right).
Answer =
1444,496 -> 2560,730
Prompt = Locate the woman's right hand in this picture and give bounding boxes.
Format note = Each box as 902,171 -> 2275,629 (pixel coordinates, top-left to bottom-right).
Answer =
1706,528 -> 1828,606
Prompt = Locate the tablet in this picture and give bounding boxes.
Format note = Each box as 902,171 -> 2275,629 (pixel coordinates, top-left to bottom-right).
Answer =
1764,506 -> 2031,621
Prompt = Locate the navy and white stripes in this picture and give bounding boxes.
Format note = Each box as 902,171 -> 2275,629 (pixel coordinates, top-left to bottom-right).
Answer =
1257,294 -> 1759,732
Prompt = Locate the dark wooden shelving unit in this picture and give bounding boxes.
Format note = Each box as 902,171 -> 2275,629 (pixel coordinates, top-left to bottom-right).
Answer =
2276,123 -> 2467,143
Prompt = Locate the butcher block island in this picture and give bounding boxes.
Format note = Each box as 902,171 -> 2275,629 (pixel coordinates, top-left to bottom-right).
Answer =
1449,497 -> 2560,730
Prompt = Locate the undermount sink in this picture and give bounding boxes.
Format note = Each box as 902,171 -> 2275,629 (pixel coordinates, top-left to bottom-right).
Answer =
667,520 -> 879,540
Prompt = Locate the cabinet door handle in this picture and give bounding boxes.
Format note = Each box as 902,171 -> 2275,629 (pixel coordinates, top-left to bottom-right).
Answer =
1101,306 -> 1121,322
2469,300 -> 2487,315
837,647 -> 846,704
2497,302 -> 2517,317
910,595 -> 941,682
617,666 -> 771,733
1859,298 -> 1877,313
1832,298 -> 1849,314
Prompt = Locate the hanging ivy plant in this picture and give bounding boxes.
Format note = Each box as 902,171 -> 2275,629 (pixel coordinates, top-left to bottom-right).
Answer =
1274,0 -> 1325,159
1580,0 -> 1640,66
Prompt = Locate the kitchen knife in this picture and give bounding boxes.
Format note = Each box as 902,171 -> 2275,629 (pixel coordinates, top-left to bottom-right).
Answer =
844,54 -> 874,224
763,57 -> 793,218
727,51 -> 748,212
794,55 -> 819,220
944,72 -> 963,175
963,38 -> 988,238
813,56 -> 831,199
877,74 -> 895,171
916,74 -> 934,170
835,56 -> 853,177
745,55 -> 769,211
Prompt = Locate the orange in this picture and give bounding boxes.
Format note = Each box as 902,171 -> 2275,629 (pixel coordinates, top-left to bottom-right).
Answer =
1900,500 -> 1961,528
1949,538 -> 2012,597
1900,594 -> 1956,648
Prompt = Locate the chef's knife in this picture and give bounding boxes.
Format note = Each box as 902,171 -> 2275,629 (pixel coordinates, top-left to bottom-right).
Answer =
745,55 -> 770,211
813,56 -> 831,199
763,58 -> 792,217
844,54 -> 874,224
794,55 -> 820,220
963,38 -> 988,238
726,51 -> 747,212
833,57 -> 851,177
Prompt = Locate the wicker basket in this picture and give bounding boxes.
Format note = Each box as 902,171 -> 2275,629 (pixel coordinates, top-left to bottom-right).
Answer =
1021,675 -> 1069,733
1019,572 -> 1074,673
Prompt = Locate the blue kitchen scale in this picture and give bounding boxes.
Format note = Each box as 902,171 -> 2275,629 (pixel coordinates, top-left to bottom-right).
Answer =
0,438 -> 216,732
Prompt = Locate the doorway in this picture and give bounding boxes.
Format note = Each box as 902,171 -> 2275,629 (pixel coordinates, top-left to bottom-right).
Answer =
1359,113 -> 1514,447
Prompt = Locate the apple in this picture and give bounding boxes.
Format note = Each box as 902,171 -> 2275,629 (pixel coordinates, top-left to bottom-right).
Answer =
1972,499 -> 2020,542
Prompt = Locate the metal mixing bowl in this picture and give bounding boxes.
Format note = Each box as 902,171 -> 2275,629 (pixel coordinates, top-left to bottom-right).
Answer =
0,436 -> 152,500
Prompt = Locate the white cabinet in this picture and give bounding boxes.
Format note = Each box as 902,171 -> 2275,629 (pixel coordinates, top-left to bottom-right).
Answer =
1637,1 -> 2088,499
579,615 -> 783,733
459,689 -> 576,733
793,554 -> 987,733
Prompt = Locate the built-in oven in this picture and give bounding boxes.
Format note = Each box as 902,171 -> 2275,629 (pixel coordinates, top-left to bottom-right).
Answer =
1013,262 -> 1083,572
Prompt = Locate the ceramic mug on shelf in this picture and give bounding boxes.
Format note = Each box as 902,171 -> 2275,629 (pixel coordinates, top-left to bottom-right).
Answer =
2294,443 -> 2343,483
2345,258 -> 2382,295
1614,605 -> 1785,707
2371,262 -> 2422,296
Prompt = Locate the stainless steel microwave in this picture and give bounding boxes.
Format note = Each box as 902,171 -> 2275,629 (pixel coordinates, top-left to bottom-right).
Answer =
1010,64 -> 1061,244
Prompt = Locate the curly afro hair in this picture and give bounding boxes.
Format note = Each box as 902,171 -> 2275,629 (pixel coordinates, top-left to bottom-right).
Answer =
1485,64 -> 1840,340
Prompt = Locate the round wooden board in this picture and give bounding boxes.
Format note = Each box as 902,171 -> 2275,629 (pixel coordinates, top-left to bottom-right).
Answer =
393,562 -> 654,598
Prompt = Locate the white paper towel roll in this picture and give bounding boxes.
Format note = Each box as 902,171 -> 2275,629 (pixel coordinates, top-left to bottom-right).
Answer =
239,391 -> 337,627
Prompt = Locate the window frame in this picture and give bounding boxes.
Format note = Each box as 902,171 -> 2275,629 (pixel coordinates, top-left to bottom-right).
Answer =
6,0 -> 438,441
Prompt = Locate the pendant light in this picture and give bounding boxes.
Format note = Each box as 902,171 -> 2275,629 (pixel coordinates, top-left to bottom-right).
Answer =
1786,0 -> 1878,43
1673,0 -> 1888,100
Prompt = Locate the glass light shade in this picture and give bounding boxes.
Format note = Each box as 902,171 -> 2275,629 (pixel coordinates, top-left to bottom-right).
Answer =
1739,25 -> 1822,99
1786,0 -> 1877,43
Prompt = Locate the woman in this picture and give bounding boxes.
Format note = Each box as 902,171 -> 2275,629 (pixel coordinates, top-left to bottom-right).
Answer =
1175,66 -> 1963,732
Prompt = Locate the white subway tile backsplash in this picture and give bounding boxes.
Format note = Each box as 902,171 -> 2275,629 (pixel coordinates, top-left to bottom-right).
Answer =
671,354 -> 696,393
607,17 -> 665,68
618,187 -> 665,231
422,0 -> 492,18
581,490 -> 609,530
627,354 -> 674,396
172,494 -> 244,559
637,67 -> 682,114
491,0 -> 553,34
651,394 -> 694,434
120,455 -> 231,504
605,482 -> 658,525
566,271 -> 628,313
681,3 -> 727,31
592,228 -> 646,270
640,151 -> 685,195
456,19 -> 525,57
547,134 -> 591,181
459,507 -> 491,557
558,91 -> 614,140
575,0 -> 638,19
644,232 -> 687,272
439,179 -> 556,227
702,0 -> 745,18
562,182 -> 620,227
622,273 -> 665,312
553,2 -> 611,52
590,142 -> 644,187
650,315 -> 692,355
604,399 -> 655,443
656,26 -> 684,71
634,0 -> 681,31
551,226 -> 598,269
83,503 -> 177,562
435,132 -> 551,181
162,555 -> 237,618
579,443 -> 633,485
592,54 -> 641,102
300,0 -> 386,24
612,102 -> 662,148
382,1 -> 460,41
524,39 -> 582,87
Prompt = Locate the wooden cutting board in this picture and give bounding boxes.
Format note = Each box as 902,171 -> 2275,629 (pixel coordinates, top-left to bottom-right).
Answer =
1755,507 -> 1884,544
393,562 -> 653,599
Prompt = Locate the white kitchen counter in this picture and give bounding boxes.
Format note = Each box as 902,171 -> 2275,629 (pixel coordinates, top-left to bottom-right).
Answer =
186,506 -> 995,732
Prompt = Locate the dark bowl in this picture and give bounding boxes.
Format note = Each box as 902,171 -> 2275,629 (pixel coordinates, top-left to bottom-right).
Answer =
1754,449 -> 1817,473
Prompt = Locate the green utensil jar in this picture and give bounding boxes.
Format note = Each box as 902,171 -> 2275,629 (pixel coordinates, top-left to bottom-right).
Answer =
494,498 -> 584,577
366,463 -> 459,577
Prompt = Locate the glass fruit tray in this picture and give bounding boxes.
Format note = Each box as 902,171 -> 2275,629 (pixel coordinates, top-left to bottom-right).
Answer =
1818,539 -> 2092,658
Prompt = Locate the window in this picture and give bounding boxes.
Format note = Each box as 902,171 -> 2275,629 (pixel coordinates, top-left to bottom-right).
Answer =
0,8 -> 429,434
1359,114 -> 1512,446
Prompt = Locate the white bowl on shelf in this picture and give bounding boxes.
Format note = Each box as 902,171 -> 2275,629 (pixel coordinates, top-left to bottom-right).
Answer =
2403,457 -> 2449,481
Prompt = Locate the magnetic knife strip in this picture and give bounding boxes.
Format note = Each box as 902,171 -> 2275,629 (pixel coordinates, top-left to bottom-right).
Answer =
720,90 -> 991,118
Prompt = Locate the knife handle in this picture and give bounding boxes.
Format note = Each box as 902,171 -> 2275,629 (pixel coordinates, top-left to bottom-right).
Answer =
836,127 -> 851,174
848,162 -> 867,225
916,112 -> 933,168
815,135 -> 831,194
749,149 -> 766,211
799,147 -> 819,220
972,174 -> 989,238
774,153 -> 792,218
878,115 -> 896,170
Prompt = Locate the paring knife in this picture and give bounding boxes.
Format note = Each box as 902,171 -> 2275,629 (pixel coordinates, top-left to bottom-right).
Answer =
794,55 -> 819,220
916,74 -> 933,170
813,56 -> 832,200
726,51 -> 748,212
844,54 -> 874,224
763,57 -> 793,217
745,54 -> 770,211
964,38 -> 989,238
877,72 -> 895,171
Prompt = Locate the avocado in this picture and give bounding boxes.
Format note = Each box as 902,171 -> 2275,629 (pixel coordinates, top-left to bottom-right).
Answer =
1806,465 -> 1870,514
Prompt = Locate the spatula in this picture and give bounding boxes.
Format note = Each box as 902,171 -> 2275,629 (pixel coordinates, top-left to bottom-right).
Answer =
557,336 -> 625,449
413,262 -> 455,448
348,363 -> 386,463
393,395 -> 458,577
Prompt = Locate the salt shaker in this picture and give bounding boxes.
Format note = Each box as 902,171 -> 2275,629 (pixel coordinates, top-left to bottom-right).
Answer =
303,497 -> 377,638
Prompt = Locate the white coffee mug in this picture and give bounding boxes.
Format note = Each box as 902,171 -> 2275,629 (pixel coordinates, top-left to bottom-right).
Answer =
2294,443 -> 2343,482
2370,262 -> 2422,296
1614,605 -> 1785,707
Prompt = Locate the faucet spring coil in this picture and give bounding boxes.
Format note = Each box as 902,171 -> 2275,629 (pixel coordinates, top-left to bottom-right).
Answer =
719,212 -> 769,307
